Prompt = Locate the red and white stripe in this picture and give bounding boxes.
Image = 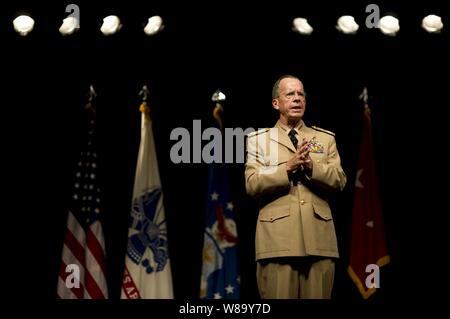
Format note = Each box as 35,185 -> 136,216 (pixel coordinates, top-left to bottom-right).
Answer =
57,212 -> 108,299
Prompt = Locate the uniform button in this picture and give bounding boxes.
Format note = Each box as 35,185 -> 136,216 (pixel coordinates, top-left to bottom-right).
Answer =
316,160 -> 320,163
300,200 -> 305,205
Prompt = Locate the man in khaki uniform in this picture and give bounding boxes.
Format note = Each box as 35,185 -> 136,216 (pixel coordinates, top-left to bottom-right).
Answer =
245,75 -> 346,299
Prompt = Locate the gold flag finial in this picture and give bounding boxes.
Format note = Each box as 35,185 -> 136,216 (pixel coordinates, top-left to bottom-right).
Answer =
139,85 -> 151,122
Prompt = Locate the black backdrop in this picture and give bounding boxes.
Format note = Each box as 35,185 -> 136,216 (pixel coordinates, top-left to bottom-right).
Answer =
2,0 -> 449,310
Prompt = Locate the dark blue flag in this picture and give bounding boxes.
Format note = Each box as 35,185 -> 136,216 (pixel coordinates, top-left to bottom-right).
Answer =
200,163 -> 240,299
200,101 -> 240,299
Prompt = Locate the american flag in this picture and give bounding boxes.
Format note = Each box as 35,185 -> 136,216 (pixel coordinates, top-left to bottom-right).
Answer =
57,109 -> 108,299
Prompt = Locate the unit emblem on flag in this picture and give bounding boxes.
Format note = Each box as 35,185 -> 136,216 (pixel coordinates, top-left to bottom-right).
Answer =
127,187 -> 169,274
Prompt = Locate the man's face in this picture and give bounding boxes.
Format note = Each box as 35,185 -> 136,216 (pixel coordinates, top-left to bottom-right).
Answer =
272,78 -> 306,124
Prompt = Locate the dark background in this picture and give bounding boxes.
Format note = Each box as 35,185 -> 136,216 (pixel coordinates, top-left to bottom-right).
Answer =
2,0 -> 449,311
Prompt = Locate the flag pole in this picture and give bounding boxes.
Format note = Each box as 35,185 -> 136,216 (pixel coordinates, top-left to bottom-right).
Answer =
348,87 -> 390,299
211,89 -> 225,131
121,84 -> 174,299
85,84 -> 97,115
359,87 -> 371,118
138,85 -> 151,120
139,85 -> 150,102
56,83 -> 108,299
200,88 -> 240,299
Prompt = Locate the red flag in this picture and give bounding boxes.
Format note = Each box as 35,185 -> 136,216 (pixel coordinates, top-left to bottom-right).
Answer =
348,100 -> 390,299
57,105 -> 108,299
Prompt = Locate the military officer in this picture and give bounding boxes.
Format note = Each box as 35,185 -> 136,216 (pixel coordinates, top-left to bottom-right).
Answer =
245,75 -> 346,299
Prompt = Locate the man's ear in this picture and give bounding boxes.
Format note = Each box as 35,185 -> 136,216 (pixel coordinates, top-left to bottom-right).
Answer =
272,99 -> 279,110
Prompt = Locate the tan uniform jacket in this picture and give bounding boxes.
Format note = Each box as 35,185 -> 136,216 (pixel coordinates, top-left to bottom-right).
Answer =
245,120 -> 346,260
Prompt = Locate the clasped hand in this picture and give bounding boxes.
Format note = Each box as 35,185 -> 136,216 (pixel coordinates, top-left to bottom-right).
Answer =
286,138 -> 312,175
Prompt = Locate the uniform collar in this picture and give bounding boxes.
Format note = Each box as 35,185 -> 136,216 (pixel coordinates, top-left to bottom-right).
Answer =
274,120 -> 305,153
276,120 -> 304,135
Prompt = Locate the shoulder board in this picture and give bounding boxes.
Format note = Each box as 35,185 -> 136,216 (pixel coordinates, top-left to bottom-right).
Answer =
247,128 -> 270,137
312,126 -> 335,136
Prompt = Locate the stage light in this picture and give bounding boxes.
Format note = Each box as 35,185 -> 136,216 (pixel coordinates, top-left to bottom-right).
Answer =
378,15 -> 400,36
13,15 -> 34,36
59,16 -> 79,35
100,15 -> 121,35
422,14 -> 443,33
144,16 -> 164,35
292,18 -> 313,35
336,15 -> 359,34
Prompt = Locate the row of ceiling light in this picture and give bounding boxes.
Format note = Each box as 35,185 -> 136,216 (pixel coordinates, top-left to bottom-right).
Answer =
294,14 -> 444,35
13,15 -> 165,36
12,13 -> 443,37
